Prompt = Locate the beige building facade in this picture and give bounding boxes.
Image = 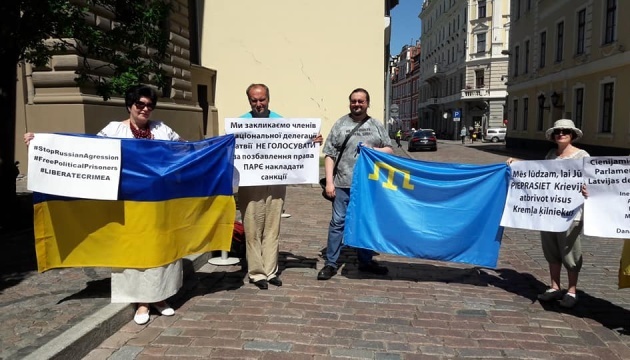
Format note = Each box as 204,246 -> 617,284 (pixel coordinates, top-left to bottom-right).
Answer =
418,0 -> 510,139
14,0 -> 217,173
199,0 -> 398,139
506,0 -> 630,154
14,0 -> 399,172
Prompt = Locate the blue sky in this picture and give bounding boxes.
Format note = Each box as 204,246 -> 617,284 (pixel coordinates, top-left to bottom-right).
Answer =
390,0 -> 423,54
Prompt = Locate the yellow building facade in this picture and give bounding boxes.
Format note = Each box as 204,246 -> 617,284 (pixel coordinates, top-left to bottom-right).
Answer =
199,0 -> 398,138
506,0 -> 630,154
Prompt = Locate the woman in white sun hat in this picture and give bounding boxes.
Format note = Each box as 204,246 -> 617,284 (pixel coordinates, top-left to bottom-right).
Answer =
507,119 -> 589,309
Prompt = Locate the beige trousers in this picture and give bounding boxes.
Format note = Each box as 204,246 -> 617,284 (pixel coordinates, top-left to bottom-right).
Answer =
238,185 -> 286,282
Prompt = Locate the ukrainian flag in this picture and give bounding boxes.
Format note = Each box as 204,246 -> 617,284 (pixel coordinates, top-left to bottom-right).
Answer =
34,134 -> 236,272
344,147 -> 509,268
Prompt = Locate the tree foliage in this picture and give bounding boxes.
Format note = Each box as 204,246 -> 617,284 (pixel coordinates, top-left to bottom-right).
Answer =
0,0 -> 171,230
3,0 -> 171,98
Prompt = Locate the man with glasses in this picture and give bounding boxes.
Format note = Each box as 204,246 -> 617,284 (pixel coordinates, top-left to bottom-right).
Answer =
318,88 -> 393,280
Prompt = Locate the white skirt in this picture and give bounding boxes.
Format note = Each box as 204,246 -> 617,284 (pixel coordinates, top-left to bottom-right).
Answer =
110,260 -> 183,303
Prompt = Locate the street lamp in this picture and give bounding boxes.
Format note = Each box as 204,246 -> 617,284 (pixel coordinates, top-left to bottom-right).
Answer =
550,91 -> 562,108
538,94 -> 550,110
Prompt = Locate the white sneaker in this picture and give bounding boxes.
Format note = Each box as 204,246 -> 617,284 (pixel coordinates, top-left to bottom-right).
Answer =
281,213 -> 291,218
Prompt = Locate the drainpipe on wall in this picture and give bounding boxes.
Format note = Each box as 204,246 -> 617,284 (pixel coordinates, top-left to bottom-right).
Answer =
24,62 -> 35,105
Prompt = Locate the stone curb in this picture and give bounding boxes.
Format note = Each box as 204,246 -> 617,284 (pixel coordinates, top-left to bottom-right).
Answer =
22,252 -> 213,360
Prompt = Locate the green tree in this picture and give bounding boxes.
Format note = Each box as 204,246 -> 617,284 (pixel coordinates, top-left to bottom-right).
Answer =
0,0 -> 171,230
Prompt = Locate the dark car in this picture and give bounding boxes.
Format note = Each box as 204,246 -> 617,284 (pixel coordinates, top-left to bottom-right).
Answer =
401,129 -> 414,141
407,130 -> 437,152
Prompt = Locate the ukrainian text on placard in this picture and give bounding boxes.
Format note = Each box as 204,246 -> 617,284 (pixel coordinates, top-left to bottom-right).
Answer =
225,118 -> 321,186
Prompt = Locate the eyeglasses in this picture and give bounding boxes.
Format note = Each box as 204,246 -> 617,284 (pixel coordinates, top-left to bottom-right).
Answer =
134,101 -> 155,110
553,128 -> 572,136
350,100 -> 366,104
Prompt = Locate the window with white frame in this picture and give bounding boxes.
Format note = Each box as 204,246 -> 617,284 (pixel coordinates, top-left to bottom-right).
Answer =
475,69 -> 485,88
537,95 -> 545,131
513,45 -> 520,77
523,98 -> 529,131
556,21 -> 564,62
601,82 -> 614,133
478,0 -> 486,18
539,31 -> 547,68
512,99 -> 518,130
604,0 -> 617,44
524,40 -> 530,74
577,9 -> 586,55
477,32 -> 486,53
574,88 -> 584,129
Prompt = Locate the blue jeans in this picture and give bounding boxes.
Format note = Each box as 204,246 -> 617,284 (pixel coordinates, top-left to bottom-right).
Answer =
325,187 -> 374,269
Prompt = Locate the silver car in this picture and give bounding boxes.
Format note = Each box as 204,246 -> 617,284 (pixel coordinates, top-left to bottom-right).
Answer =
483,128 -> 506,143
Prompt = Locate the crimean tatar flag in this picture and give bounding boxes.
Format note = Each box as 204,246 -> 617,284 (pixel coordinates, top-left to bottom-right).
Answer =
344,147 -> 509,268
34,134 -> 236,272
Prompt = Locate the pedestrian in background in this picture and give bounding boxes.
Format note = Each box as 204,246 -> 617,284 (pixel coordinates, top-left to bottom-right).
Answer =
237,83 -> 322,289
395,129 -> 402,148
26,85 -> 182,325
507,119 -> 588,308
318,88 -> 393,280
460,126 -> 467,144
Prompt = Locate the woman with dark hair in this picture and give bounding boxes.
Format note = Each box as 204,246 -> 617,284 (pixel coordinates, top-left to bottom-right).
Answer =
25,85 -> 182,324
507,119 -> 589,309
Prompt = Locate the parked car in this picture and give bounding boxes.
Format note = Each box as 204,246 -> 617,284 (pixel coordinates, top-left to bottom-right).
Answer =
407,130 -> 437,152
483,128 -> 507,143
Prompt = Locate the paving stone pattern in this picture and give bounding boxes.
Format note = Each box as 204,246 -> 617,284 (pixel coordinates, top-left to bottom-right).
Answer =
88,141 -> 630,359
3,141 -> 630,359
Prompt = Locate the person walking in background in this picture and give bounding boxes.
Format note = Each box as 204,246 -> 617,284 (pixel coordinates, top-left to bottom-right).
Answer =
507,119 -> 588,309
25,85 -> 182,325
395,129 -> 402,148
317,88 -> 393,280
460,126 -> 467,144
237,83 -> 322,289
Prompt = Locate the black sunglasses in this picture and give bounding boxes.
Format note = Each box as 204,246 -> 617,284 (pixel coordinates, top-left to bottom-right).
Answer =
553,128 -> 572,136
134,100 -> 155,110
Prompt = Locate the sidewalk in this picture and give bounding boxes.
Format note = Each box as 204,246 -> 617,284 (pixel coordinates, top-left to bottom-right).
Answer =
87,144 -> 630,359
1,179 -> 236,360
4,144 -> 630,359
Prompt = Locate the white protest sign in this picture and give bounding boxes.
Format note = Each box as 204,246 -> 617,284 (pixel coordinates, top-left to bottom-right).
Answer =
27,133 -> 122,200
500,159 -> 584,232
225,118 -> 321,186
583,156 -> 630,238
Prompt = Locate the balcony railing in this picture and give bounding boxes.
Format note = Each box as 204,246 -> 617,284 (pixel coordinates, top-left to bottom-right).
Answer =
462,88 -> 489,98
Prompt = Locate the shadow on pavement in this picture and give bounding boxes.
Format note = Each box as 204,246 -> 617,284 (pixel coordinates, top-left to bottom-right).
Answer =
279,251 -> 319,271
57,278 -> 110,303
537,290 -> 630,334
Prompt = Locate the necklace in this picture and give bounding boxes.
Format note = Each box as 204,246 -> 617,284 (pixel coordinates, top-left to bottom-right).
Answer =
130,121 -> 153,139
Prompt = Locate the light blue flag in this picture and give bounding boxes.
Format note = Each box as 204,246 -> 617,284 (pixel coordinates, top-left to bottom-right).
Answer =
344,147 -> 510,268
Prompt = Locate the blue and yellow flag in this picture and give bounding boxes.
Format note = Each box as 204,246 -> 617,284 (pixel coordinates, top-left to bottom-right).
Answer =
34,134 -> 236,272
344,147 -> 509,268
